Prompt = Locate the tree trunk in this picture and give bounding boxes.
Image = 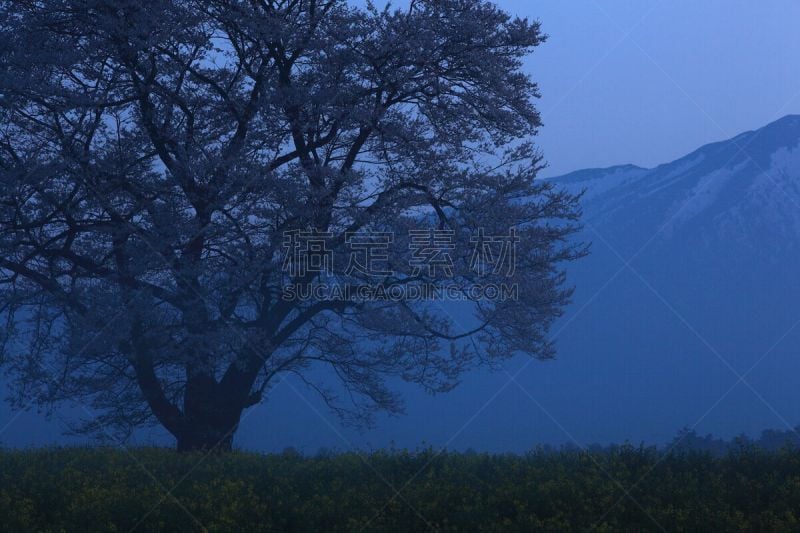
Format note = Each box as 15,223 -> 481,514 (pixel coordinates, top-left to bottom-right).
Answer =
176,425 -> 235,453
176,374 -> 244,452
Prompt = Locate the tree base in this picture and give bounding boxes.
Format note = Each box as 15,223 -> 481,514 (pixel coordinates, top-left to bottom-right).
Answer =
176,432 -> 234,453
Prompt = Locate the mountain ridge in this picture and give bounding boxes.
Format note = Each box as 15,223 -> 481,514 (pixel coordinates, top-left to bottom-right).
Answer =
551,115 -> 800,255
553,114 -> 800,184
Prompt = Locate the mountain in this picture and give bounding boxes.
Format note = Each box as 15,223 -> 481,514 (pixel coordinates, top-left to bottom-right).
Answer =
558,114 -> 800,258
544,114 -> 800,445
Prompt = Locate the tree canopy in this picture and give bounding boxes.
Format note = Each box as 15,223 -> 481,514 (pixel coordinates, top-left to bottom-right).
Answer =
0,0 -> 583,450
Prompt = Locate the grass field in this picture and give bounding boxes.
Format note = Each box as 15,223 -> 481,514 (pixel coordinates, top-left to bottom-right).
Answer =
2,444 -> 800,531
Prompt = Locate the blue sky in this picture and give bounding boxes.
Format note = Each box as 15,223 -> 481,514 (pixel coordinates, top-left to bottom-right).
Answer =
501,0 -> 800,176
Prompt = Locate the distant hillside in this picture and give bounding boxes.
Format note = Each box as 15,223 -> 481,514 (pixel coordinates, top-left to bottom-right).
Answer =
546,114 -> 800,445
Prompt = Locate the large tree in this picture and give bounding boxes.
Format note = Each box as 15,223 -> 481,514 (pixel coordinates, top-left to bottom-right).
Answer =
0,0 -> 583,451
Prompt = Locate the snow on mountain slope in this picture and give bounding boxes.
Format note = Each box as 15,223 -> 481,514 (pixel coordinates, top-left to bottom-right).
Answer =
554,115 -> 800,257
